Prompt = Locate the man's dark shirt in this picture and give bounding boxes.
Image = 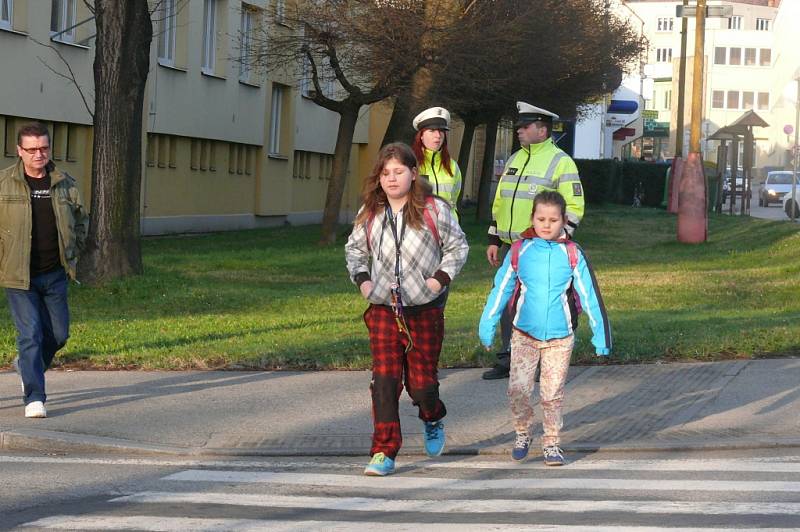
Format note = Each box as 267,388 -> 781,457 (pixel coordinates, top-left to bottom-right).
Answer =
25,173 -> 60,275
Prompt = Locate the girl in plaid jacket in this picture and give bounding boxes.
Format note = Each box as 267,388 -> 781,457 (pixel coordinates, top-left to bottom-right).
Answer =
345,142 -> 469,476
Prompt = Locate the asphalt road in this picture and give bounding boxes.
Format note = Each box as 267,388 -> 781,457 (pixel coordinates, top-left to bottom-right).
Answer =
724,183 -> 797,221
4,448 -> 800,530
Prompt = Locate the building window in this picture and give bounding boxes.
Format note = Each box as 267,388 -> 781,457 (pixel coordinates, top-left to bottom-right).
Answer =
744,48 -> 757,66
712,91 -> 724,109
726,91 -> 739,109
656,48 -> 672,63
760,48 -> 771,66
0,0 -> 12,30
157,0 -> 176,66
269,85 -> 283,155
757,92 -> 769,111
756,18 -> 769,31
201,0 -> 216,74
657,17 -> 673,32
742,91 -> 754,110
728,16 -> 742,30
714,47 -> 726,65
663,90 -> 672,110
239,5 -> 255,81
50,0 -> 77,42
729,47 -> 741,66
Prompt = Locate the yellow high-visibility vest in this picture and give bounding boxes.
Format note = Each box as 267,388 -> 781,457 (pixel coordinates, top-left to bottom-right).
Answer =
419,148 -> 462,221
489,138 -> 584,244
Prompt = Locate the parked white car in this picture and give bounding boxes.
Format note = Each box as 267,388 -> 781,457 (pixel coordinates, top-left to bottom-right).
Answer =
760,171 -> 798,207
782,191 -> 800,219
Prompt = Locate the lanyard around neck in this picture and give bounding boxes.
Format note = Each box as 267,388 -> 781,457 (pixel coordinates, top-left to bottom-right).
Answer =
385,204 -> 406,284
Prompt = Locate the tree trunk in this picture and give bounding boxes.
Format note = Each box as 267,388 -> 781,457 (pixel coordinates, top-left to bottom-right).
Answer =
79,0 -> 152,284
381,90 -> 416,147
476,118 -> 499,222
319,103 -> 360,245
456,118 -> 475,207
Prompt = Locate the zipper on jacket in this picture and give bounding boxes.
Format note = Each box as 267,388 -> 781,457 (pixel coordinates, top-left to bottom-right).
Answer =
431,151 -> 440,196
507,148 -> 532,241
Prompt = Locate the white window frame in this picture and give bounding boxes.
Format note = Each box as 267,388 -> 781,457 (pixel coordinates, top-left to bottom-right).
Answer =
663,89 -> 672,110
201,0 -> 216,74
728,16 -> 742,30
757,92 -> 769,111
50,0 -> 76,42
656,17 -> 673,32
157,0 -> 176,66
756,18 -> 769,31
0,0 -> 12,31
239,5 -> 254,81
269,85 -> 283,155
656,48 -> 672,63
712,90 -> 724,109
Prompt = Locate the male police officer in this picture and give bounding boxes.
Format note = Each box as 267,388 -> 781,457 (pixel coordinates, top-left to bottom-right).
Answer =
483,102 -> 585,379
1,122 -> 88,417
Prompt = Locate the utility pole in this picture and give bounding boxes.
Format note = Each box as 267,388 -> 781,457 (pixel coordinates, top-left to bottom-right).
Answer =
677,0 -> 707,243
668,0 -> 690,213
792,78 -> 800,220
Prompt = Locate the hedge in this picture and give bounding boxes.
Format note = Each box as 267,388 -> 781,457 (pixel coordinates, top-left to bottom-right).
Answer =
575,159 -> 670,208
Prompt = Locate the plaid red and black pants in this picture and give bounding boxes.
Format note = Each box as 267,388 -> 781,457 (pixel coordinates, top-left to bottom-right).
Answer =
363,304 -> 447,459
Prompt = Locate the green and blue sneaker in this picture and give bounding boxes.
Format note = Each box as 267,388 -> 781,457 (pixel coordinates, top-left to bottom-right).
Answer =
364,452 -> 395,476
424,420 -> 446,457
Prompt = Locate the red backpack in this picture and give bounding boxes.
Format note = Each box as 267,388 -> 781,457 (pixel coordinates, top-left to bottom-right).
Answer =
508,236 -> 583,325
365,196 -> 441,252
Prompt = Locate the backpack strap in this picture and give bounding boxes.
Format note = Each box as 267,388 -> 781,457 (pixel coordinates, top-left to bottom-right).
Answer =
509,239 -> 523,272
423,196 -> 441,247
565,240 -> 579,270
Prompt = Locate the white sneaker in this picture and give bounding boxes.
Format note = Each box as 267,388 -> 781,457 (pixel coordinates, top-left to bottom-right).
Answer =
25,401 -> 47,418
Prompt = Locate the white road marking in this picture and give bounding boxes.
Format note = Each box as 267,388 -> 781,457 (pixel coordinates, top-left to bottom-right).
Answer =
164,469 -> 800,492
111,491 -> 800,516
4,455 -> 800,473
21,516 -> 800,532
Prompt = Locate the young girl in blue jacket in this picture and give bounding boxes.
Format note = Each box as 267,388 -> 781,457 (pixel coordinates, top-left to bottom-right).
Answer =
479,191 -> 611,466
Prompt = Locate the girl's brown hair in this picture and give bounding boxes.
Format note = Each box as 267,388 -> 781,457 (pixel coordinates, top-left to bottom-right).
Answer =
533,190 -> 567,218
411,128 -> 454,177
355,142 -> 433,230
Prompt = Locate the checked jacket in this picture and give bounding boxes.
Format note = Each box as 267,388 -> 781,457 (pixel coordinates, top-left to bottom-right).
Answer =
345,196 -> 468,307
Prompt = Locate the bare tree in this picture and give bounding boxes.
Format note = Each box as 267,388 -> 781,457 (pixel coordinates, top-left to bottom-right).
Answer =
78,0 -> 153,283
242,0 -> 459,245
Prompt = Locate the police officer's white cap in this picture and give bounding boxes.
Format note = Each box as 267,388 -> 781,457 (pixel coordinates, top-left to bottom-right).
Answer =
413,107 -> 451,131
515,101 -> 559,128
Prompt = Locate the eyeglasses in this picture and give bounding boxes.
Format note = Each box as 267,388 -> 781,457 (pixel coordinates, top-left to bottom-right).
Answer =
19,146 -> 50,155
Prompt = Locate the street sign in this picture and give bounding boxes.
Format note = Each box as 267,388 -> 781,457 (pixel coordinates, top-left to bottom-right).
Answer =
676,5 -> 733,17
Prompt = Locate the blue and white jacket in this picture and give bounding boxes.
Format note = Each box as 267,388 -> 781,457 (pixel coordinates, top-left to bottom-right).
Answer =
479,236 -> 611,356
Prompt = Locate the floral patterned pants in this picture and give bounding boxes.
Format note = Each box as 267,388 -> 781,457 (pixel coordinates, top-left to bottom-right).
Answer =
508,330 -> 574,447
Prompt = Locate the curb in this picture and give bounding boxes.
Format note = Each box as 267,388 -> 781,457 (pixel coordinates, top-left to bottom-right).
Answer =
4,428 -> 800,458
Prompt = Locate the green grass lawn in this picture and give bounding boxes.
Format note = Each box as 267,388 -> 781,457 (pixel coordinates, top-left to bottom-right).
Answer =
2,205 -> 799,370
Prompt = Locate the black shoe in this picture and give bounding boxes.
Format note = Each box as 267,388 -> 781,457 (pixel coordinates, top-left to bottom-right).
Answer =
482,362 -> 510,380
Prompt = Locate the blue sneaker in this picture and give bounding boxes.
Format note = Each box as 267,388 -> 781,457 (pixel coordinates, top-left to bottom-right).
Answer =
424,420 -> 445,457
364,453 -> 395,476
511,433 -> 531,461
543,445 -> 565,466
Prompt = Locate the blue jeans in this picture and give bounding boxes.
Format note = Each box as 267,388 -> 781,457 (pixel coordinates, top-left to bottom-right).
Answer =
6,268 -> 70,405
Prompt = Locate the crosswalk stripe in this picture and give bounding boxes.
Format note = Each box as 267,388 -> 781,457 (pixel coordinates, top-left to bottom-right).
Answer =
164,470 -> 800,492
22,516 -> 800,532
110,491 -> 800,516
4,455 -> 800,473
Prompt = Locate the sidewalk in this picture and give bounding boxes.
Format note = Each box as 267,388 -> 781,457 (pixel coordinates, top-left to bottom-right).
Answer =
1,359 -> 800,457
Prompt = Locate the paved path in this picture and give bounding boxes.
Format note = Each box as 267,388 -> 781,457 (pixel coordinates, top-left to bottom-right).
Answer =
2,359 -> 799,456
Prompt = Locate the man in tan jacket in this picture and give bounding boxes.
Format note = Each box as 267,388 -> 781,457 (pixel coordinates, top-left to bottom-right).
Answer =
1,122 -> 88,418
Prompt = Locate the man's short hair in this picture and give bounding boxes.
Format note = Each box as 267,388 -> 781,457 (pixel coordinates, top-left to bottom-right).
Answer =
537,121 -> 552,138
17,122 -> 51,146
